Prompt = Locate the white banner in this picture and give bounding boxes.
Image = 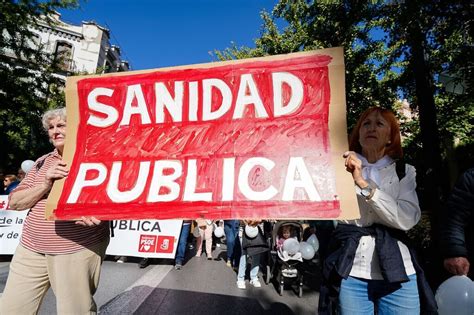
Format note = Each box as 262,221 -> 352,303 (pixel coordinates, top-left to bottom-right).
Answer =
106,220 -> 182,259
0,195 -> 28,254
1,194 -> 182,259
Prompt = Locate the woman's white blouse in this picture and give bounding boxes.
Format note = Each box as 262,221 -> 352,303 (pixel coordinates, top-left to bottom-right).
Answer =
340,162 -> 421,280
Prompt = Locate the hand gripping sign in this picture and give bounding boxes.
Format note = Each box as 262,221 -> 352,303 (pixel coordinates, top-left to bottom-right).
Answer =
46,47 -> 359,220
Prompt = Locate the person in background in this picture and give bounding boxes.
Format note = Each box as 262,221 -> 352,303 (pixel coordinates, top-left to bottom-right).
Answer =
174,220 -> 192,270
236,220 -> 268,289
195,218 -> 214,259
0,107 -> 110,315
114,255 -> 152,268
313,220 -> 336,263
212,220 -> 224,249
318,107 -> 436,314
138,257 -> 152,268
224,220 -> 240,268
276,225 -> 296,251
17,168 -> 26,181
116,255 -> 128,263
2,175 -> 19,195
440,168 -> 473,279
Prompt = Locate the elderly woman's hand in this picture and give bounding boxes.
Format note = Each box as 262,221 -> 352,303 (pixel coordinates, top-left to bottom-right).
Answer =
44,160 -> 68,188
75,216 -> 102,227
343,151 -> 366,188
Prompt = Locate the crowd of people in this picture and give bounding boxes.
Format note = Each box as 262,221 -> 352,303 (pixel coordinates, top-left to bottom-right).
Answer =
1,170 -> 24,195
0,106 -> 471,315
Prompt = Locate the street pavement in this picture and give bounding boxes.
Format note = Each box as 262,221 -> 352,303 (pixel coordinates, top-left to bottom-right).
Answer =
0,243 -> 321,314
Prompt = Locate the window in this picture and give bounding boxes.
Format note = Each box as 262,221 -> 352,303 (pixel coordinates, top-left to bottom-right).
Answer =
54,41 -> 73,72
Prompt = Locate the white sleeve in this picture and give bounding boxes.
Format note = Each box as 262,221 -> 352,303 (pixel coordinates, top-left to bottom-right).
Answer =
367,164 -> 421,231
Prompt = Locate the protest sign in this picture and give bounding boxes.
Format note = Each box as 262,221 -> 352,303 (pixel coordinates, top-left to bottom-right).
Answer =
0,195 -> 28,254
106,219 -> 182,258
46,47 -> 359,220
0,198 -> 181,258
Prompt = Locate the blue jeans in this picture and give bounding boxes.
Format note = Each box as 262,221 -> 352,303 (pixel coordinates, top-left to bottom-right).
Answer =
224,220 -> 240,266
338,274 -> 420,315
175,223 -> 191,265
237,252 -> 260,282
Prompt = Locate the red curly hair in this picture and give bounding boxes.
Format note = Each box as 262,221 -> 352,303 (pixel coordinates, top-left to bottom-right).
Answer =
348,107 -> 403,160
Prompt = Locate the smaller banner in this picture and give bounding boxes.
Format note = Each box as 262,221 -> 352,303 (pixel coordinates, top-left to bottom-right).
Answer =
0,195 -> 28,254
0,196 -> 182,258
105,219 -> 182,259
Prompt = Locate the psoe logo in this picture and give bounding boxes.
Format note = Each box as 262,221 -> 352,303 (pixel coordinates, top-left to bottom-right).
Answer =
138,235 -> 157,253
156,236 -> 174,253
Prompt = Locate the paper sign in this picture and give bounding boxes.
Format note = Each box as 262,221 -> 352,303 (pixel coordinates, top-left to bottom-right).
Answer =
106,219 -> 182,258
0,195 -> 28,254
46,47 -> 359,220
0,203 -> 181,258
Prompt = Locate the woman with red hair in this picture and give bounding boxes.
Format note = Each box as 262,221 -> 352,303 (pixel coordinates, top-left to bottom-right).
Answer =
319,107 -> 436,314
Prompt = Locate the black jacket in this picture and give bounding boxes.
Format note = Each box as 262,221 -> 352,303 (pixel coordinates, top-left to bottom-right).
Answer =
440,168 -> 474,273
318,224 -> 437,314
242,226 -> 269,256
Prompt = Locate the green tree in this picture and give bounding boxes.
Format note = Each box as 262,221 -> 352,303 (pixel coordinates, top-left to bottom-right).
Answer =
214,0 -> 472,179
215,0 -> 473,285
214,1 -> 399,127
379,0 -> 473,197
0,0 -> 78,173
377,4 -> 472,275
215,0 -> 473,199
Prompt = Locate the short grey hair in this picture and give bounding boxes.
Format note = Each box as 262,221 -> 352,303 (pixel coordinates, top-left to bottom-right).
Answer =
42,107 -> 67,131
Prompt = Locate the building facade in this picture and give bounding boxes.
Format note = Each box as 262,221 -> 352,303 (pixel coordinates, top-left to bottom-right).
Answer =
31,12 -> 129,78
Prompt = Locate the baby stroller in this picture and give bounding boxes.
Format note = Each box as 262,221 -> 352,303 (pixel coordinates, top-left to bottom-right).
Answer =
264,221 -> 304,297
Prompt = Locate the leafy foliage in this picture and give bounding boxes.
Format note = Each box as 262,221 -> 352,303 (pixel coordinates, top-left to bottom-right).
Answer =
0,0 -> 78,173
214,0 -> 473,284
213,1 -> 401,129
214,0 -> 473,186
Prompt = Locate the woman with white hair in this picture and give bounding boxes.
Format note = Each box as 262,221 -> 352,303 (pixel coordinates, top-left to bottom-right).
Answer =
0,107 -> 110,315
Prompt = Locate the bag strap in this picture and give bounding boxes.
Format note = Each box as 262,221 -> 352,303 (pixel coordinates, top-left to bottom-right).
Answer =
395,159 -> 406,181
